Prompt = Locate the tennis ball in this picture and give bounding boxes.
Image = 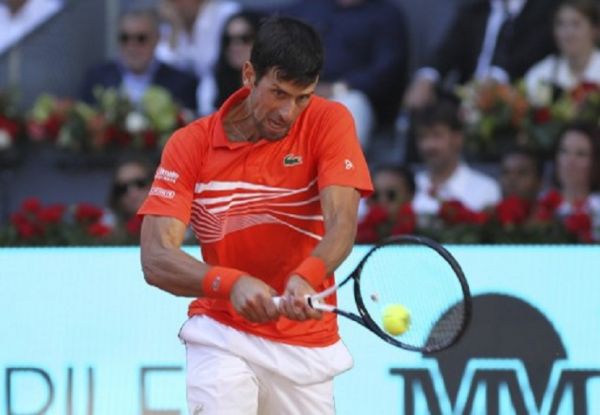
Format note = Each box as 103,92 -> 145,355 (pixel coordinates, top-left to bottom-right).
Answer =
382,304 -> 411,336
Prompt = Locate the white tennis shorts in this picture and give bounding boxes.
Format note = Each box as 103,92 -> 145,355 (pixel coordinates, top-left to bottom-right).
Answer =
179,315 -> 354,415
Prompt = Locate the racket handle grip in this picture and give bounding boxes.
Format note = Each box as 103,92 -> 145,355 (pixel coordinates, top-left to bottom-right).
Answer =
271,295 -> 312,308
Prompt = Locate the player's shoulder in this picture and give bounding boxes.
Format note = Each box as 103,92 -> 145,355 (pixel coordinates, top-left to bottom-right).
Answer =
163,114 -> 212,152
304,95 -> 353,122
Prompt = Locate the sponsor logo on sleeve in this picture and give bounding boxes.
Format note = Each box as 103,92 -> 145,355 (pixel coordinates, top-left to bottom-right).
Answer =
155,167 -> 180,183
344,159 -> 354,170
149,187 -> 176,199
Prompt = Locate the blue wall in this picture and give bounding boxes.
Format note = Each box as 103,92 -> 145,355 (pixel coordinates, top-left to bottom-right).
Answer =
1,246 -> 599,414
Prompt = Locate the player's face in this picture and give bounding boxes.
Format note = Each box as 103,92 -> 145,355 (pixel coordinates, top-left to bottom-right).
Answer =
556,130 -> 594,192
118,16 -> 159,74
500,154 -> 541,200
417,124 -> 462,172
243,64 -> 317,141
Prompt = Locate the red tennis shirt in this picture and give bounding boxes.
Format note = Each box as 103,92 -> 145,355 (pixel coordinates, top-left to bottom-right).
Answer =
139,87 -> 373,347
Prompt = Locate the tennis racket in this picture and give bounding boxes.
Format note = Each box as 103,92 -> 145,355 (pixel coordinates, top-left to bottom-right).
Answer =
273,235 -> 472,353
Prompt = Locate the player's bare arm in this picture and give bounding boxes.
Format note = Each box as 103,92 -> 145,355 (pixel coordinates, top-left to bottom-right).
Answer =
280,185 -> 360,321
140,215 -> 279,322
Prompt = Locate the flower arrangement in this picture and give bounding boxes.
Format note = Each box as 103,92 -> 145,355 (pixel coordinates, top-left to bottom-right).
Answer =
26,86 -> 190,154
0,197 -> 142,246
522,81 -> 600,156
357,195 -> 595,245
0,88 -> 24,152
458,81 -> 529,159
459,80 -> 600,160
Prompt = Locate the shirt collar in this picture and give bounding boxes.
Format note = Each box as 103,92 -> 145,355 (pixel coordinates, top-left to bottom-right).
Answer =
118,58 -> 160,80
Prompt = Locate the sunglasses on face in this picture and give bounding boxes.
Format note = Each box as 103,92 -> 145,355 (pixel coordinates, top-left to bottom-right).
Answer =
225,33 -> 254,45
371,189 -> 400,203
119,32 -> 150,45
113,178 -> 149,197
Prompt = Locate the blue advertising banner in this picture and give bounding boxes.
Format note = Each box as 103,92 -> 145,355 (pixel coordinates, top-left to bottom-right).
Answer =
1,246 -> 599,414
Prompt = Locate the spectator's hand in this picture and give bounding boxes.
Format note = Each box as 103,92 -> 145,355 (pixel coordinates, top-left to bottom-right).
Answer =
403,77 -> 435,110
278,275 -> 322,321
230,276 -> 280,323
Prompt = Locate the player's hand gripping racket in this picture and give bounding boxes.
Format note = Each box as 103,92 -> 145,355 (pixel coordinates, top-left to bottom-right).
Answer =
273,235 -> 472,353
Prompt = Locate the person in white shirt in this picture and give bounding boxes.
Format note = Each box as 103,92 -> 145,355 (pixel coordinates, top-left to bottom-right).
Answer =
155,0 -> 241,115
411,100 -> 501,215
524,0 -> 600,105
402,0 -> 561,110
0,0 -> 62,55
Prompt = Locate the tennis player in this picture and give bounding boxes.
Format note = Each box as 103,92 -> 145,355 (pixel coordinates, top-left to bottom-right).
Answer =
139,16 -> 373,414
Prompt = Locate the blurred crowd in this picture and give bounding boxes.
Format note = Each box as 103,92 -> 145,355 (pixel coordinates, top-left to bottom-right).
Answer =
1,0 -> 599,245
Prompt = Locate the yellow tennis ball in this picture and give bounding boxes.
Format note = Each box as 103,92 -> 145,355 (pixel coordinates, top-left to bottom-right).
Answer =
382,304 -> 411,336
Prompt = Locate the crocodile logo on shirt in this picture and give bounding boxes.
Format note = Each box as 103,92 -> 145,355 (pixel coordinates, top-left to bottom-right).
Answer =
283,154 -> 303,166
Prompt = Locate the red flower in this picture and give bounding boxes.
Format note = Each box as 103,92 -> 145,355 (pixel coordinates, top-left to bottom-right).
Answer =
26,121 -> 47,141
570,81 -> 600,103
495,196 -> 531,226
533,107 -> 552,124
142,130 -> 157,149
43,115 -> 63,140
38,204 -> 66,224
439,200 -> 479,224
0,116 -> 20,138
10,212 -> 28,227
16,221 -> 40,239
563,212 -> 593,243
21,197 -> 42,214
539,190 -> 563,211
87,223 -> 112,238
391,203 -> 416,235
356,204 -> 390,243
74,203 -> 104,224
532,190 -> 563,223
126,215 -> 144,236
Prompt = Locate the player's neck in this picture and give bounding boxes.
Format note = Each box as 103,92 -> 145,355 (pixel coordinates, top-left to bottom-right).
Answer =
223,100 -> 259,143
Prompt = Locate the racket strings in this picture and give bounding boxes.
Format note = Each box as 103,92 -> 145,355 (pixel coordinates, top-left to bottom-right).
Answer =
358,242 -> 467,351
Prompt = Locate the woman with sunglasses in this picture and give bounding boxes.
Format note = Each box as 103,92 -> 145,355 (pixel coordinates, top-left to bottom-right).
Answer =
356,164 -> 416,243
104,156 -> 154,241
200,10 -> 264,114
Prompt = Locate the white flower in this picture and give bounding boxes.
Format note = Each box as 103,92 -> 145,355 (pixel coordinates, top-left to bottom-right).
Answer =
125,111 -> 148,134
0,129 -> 11,150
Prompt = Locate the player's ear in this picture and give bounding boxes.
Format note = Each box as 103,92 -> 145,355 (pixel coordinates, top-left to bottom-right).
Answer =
242,62 -> 256,88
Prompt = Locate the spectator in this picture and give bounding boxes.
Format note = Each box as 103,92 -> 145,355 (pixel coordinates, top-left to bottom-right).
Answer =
403,0 -> 561,110
552,123 -> 600,213
524,0 -> 600,105
80,7 -> 198,111
104,156 -> 154,239
357,164 -> 416,243
0,0 -> 62,55
369,164 -> 415,216
208,10 -> 263,112
411,100 -> 501,215
499,147 -> 544,202
156,0 -> 241,114
277,0 -> 410,148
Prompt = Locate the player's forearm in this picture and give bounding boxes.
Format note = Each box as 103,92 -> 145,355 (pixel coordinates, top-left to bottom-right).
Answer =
311,215 -> 357,274
141,245 -> 211,297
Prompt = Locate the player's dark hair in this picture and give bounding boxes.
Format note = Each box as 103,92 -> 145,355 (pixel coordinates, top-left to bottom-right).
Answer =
250,16 -> 324,86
